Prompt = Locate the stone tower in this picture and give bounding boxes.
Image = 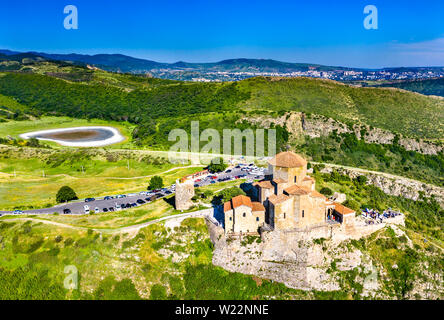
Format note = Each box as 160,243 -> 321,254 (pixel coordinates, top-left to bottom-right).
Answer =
175,178 -> 195,211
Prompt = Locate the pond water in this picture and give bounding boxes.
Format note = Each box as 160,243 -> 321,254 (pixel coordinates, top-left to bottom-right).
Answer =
19,126 -> 125,147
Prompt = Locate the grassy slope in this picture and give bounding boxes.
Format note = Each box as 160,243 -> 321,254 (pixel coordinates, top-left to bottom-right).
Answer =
0,64 -> 443,141
0,153 -> 203,210
375,78 -> 444,97
237,77 -> 444,140
0,217 -> 311,300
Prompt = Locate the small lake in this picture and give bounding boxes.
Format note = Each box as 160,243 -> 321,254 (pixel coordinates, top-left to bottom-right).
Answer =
19,126 -> 125,147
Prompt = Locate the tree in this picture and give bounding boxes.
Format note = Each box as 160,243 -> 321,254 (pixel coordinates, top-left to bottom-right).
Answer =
208,157 -> 227,173
343,199 -> 360,212
56,186 -> 78,203
148,176 -> 163,190
320,187 -> 333,197
356,175 -> 368,185
212,187 -> 246,206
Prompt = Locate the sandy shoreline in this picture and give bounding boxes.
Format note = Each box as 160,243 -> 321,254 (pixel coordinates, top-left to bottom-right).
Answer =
19,126 -> 125,147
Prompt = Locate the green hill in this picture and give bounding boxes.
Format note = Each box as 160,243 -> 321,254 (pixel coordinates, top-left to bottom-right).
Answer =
0,67 -> 443,140
375,78 -> 444,97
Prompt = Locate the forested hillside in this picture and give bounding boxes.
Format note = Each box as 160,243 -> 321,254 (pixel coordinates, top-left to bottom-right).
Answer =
0,64 -> 442,140
375,78 -> 444,97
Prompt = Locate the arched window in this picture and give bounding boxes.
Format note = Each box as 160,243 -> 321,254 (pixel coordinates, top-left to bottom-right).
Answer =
229,217 -> 232,221
294,176 -> 297,183
243,212 -> 246,217
302,210 -> 305,218
256,217 -> 259,222
283,212 -> 286,219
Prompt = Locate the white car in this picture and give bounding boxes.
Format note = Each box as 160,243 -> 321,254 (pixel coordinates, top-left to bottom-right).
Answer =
94,207 -> 100,213
115,203 -> 122,211
127,193 -> 138,197
84,205 -> 90,213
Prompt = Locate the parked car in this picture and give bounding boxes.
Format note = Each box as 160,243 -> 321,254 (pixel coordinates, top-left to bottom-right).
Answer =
85,198 -> 95,202
103,208 -> 108,212
94,207 -> 100,213
117,194 -> 126,199
136,199 -> 146,204
165,190 -> 172,195
109,207 -> 115,212
115,204 -> 121,211
84,205 -> 90,213
104,196 -> 114,200
63,208 -> 71,214
127,193 -> 138,197
131,203 -> 137,207
194,184 -> 199,187
13,210 -> 24,215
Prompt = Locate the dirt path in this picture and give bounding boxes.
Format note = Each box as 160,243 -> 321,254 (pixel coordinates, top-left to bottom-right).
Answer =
312,161 -> 444,193
3,209 -> 213,234
0,164 -> 204,180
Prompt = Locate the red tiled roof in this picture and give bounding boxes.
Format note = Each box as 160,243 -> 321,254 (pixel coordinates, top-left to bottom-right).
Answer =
334,202 -> 355,215
310,190 -> 327,199
268,151 -> 307,168
231,195 -> 252,209
268,193 -> 290,205
284,185 -> 310,196
224,195 -> 254,213
223,201 -> 233,213
273,178 -> 286,184
251,202 -> 265,212
254,180 -> 274,189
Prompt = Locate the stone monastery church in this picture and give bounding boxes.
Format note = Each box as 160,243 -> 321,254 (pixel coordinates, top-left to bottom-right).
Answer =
224,151 -> 356,235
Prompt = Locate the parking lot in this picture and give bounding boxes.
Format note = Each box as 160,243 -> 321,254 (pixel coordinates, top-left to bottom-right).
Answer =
0,163 -> 267,216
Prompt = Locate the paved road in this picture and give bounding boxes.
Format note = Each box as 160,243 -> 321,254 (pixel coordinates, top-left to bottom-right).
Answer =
0,163 -> 266,216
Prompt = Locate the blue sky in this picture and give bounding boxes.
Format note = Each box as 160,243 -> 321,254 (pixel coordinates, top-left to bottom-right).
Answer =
1,0 -> 443,67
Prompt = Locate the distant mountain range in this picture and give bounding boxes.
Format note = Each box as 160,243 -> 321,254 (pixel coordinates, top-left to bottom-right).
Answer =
1,49 -> 443,83
0,49 -> 354,73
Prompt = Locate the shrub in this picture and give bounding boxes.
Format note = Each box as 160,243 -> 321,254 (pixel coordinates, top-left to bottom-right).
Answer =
149,284 -> 167,300
56,186 -> 78,203
320,187 -> 333,196
148,176 -> 163,190
208,157 -> 227,173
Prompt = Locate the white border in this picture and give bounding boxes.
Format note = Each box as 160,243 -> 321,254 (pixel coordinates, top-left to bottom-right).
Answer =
19,126 -> 125,147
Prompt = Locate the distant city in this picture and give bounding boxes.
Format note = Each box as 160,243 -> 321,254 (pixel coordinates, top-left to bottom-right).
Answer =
148,67 -> 444,83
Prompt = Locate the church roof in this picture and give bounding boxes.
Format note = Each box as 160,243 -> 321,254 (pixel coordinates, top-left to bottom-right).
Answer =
224,195 -> 253,212
251,202 -> 265,212
334,202 -> 355,215
284,185 -> 311,196
310,190 -> 327,199
268,151 -> 307,168
253,180 -> 274,189
268,193 -> 290,205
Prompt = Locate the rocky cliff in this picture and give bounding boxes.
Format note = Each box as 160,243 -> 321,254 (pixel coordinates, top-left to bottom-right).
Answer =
240,112 -> 443,155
